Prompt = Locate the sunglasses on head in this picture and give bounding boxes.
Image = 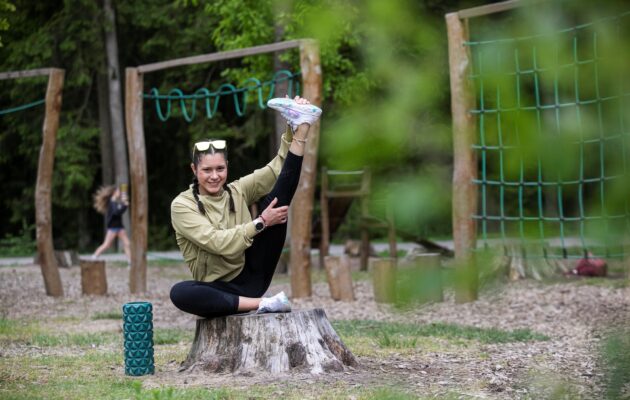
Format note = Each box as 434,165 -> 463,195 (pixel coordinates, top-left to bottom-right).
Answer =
193,140 -> 227,152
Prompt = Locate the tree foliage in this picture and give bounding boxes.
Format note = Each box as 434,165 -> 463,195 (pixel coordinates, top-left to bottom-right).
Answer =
0,0 -> 473,253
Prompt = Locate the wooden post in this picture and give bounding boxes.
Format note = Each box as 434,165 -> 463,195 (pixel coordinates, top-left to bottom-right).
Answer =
446,13 -> 478,302
415,253 -> 443,303
386,203 -> 398,263
36,68 -> 65,297
324,255 -> 355,301
289,39 -> 322,298
371,257 -> 396,303
319,167 -> 330,269
125,67 -> 147,293
80,259 -> 108,295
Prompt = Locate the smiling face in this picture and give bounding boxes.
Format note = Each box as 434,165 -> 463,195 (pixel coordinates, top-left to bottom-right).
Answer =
191,153 -> 228,196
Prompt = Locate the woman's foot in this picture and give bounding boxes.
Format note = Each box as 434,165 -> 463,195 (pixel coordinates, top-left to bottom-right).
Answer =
256,291 -> 292,314
267,97 -> 322,131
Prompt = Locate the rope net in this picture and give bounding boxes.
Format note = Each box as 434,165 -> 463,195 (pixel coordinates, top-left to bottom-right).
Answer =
144,70 -> 300,122
466,11 -> 630,260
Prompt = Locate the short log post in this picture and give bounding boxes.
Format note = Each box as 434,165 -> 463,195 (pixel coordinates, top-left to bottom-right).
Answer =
80,259 -> 108,295
415,253 -> 443,303
181,309 -> 357,374
324,255 -> 355,301
371,257 -> 396,303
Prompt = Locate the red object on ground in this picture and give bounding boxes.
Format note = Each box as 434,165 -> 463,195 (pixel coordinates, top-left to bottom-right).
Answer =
572,256 -> 607,277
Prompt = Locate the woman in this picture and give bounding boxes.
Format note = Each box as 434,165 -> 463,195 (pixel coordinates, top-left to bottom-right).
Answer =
169,96 -> 322,318
92,185 -> 131,261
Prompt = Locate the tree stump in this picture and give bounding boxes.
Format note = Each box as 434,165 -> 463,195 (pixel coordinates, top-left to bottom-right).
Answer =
180,308 -> 357,375
79,258 -> 107,295
371,257 -> 396,303
324,255 -> 355,301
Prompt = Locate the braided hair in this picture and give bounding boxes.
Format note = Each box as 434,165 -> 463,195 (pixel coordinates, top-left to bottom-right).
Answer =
191,140 -> 235,215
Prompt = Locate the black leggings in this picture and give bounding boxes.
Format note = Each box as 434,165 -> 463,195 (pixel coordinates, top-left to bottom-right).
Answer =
170,151 -> 302,318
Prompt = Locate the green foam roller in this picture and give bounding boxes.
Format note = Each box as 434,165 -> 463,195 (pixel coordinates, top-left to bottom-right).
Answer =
123,312 -> 153,324
122,301 -> 154,376
124,339 -> 153,351
123,321 -> 153,333
123,301 -> 152,314
125,365 -> 155,377
125,357 -> 153,368
126,348 -> 154,359
124,331 -> 153,342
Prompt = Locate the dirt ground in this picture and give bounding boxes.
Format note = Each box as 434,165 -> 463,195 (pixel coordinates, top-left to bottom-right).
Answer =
1,259 -> 629,399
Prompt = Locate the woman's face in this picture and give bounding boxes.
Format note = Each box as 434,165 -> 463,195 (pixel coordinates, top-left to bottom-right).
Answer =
192,153 -> 228,196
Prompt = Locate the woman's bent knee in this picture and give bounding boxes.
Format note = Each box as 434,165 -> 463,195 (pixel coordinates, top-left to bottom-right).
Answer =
169,280 -> 194,308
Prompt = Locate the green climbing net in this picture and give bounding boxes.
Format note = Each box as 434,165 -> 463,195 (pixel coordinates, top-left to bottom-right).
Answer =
467,11 -> 629,259
144,70 -> 300,122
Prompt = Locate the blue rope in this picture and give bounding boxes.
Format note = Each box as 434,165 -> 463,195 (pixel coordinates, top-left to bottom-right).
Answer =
0,99 -> 46,116
144,70 -> 301,122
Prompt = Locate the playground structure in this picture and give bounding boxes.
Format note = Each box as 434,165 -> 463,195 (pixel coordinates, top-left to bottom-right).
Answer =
0,68 -> 65,297
125,39 -> 322,295
447,1 -> 630,301
318,167 -> 397,271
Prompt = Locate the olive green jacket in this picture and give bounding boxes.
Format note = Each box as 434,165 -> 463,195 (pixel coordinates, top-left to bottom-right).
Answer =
171,130 -> 293,282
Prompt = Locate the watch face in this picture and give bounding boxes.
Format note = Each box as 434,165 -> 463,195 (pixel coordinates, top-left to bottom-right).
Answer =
255,221 -> 264,232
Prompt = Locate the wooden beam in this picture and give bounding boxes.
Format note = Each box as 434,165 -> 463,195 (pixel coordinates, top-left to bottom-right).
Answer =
289,39 -> 322,298
138,40 -> 303,74
456,0 -> 547,19
319,167 -> 330,269
125,67 -> 148,293
0,68 -> 53,80
36,68 -> 65,297
446,12 -> 478,302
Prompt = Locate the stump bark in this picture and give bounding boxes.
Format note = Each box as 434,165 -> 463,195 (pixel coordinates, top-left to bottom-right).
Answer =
79,259 -> 107,295
324,255 -> 355,301
371,257 -> 396,303
181,308 -> 357,375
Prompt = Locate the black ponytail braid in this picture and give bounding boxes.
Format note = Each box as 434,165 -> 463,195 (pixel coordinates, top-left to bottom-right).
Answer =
192,177 -> 206,214
224,184 -> 235,213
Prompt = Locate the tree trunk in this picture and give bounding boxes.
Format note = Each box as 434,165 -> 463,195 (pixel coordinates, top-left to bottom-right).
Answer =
36,69 -> 65,297
103,0 -> 129,234
96,72 -> 114,186
289,40 -> 322,298
181,309 -> 357,375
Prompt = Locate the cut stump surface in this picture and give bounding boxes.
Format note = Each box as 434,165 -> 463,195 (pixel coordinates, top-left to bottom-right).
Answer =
181,308 -> 357,375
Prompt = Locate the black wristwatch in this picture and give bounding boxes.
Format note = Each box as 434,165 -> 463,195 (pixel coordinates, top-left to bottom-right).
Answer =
254,217 -> 266,233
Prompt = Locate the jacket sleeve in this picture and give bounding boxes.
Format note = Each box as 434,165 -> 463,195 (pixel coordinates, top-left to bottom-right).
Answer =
171,199 -> 258,258
237,127 -> 293,205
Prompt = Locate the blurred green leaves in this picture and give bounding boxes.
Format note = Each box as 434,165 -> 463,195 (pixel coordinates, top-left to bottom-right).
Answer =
0,0 -> 15,47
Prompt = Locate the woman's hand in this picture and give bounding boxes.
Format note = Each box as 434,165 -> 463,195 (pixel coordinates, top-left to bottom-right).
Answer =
292,95 -> 310,105
260,197 -> 289,226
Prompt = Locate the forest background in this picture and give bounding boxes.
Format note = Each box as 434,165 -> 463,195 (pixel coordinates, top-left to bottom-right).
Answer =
0,0 -> 625,255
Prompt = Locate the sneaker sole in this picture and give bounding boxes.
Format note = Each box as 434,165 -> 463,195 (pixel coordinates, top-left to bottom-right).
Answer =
267,98 -> 322,118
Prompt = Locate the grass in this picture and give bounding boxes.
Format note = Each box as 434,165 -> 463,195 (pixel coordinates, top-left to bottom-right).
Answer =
333,320 -> 549,347
0,318 -> 192,348
93,311 -> 124,320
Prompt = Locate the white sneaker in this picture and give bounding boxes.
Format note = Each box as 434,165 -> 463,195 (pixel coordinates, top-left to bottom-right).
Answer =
257,291 -> 292,314
267,98 -> 322,131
